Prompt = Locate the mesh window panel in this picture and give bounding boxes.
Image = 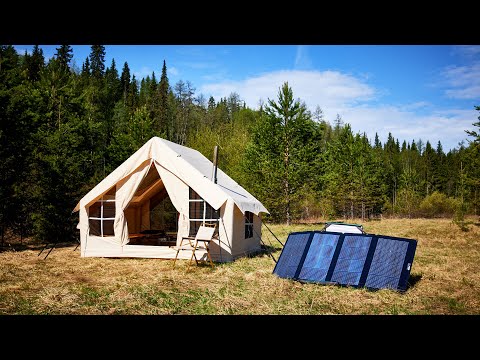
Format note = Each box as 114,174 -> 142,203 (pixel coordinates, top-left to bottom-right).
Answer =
89,219 -> 101,236
103,220 -> 114,236
245,211 -> 254,239
273,232 -> 312,279
297,233 -> 340,282
205,203 -> 219,220
189,188 -> 201,200
189,221 -> 200,237
189,201 -> 204,220
365,237 -> 409,290
89,203 -> 101,218
103,202 -> 115,218
245,225 -> 253,239
330,235 -> 372,286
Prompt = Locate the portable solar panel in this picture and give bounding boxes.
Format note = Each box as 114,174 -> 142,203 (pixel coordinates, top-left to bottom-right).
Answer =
273,231 -> 417,292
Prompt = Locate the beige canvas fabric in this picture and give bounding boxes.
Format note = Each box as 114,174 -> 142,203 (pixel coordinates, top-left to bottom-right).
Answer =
74,137 -> 267,214
73,137 -> 268,261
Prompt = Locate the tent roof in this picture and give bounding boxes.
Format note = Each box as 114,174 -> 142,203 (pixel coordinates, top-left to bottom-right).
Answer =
73,137 -> 268,215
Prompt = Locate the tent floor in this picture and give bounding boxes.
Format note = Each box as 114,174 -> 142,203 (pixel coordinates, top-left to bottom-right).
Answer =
128,232 -> 176,246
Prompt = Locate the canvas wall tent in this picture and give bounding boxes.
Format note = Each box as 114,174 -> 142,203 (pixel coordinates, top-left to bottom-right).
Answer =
73,137 -> 269,262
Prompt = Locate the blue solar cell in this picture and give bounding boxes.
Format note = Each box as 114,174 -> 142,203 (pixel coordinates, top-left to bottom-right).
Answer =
273,232 -> 311,279
330,235 -> 372,286
365,237 -> 409,290
297,233 -> 340,282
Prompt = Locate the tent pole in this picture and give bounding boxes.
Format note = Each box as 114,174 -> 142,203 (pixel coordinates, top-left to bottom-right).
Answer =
212,145 -> 221,262
212,145 -> 218,184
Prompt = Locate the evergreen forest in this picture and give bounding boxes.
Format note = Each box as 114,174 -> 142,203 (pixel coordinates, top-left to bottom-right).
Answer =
1,45 -> 479,243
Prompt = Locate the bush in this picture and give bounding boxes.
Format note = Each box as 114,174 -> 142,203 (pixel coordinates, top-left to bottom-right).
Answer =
419,191 -> 459,218
395,188 -> 422,218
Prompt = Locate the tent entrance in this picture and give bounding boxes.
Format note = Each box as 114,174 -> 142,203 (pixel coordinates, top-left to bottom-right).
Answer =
125,163 -> 178,246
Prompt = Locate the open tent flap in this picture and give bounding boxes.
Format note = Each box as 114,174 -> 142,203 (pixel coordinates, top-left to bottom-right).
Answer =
153,161 -> 190,243
115,159 -> 153,246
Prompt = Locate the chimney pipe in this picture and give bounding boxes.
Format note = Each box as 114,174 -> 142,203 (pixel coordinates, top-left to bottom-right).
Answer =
213,145 -> 218,184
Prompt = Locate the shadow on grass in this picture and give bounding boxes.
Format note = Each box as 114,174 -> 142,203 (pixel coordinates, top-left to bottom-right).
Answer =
406,273 -> 422,290
0,241 -> 78,254
248,244 -> 280,259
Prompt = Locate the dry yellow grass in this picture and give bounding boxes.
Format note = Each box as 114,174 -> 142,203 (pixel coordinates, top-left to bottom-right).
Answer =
1,217 -> 479,314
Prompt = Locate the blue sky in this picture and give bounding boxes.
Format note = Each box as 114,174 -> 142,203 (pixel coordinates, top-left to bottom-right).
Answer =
14,45 -> 480,151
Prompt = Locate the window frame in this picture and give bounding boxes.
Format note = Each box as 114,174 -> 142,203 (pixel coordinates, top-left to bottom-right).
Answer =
88,196 -> 116,237
188,188 -> 219,236
245,211 -> 254,239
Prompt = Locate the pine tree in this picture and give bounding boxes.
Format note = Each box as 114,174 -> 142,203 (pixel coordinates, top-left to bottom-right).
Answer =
158,60 -> 170,135
89,45 -> 106,79
333,113 -> 343,138
174,80 -> 196,145
128,74 -> 139,109
465,105 -> 480,146
105,58 -> 121,103
0,46 -> 27,241
28,50 -> 96,243
374,132 -> 382,149
102,58 -> 121,149
55,45 -> 73,70
313,105 -> 324,122
208,96 -> 216,110
80,57 -> 90,87
25,45 -> 44,82
120,61 -> 131,105
242,82 -> 322,224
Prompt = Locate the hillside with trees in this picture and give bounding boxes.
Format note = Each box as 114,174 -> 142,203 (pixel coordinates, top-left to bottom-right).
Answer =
1,45 -> 479,244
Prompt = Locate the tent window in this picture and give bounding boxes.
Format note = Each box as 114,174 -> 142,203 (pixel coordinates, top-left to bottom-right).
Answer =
88,192 -> 115,237
245,211 -> 254,239
189,187 -> 219,236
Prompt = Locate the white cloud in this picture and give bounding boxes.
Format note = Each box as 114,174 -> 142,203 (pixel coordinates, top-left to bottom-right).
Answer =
338,106 -> 477,151
294,45 -> 313,69
453,45 -> 480,58
440,62 -> 480,99
200,69 -> 476,151
133,66 -> 155,80
400,101 -> 431,111
201,69 -> 376,110
169,66 -> 179,76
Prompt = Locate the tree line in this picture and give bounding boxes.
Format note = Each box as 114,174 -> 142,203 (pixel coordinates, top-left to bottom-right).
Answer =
1,45 -> 479,244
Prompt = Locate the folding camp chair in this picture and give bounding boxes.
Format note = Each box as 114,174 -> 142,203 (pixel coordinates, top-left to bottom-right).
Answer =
172,224 -> 216,269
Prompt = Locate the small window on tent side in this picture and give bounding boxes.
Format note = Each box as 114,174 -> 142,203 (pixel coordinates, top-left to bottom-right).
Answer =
88,187 -> 116,236
245,211 -> 254,239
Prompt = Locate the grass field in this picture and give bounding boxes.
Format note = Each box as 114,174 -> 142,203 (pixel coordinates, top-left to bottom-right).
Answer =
1,218 -> 479,315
